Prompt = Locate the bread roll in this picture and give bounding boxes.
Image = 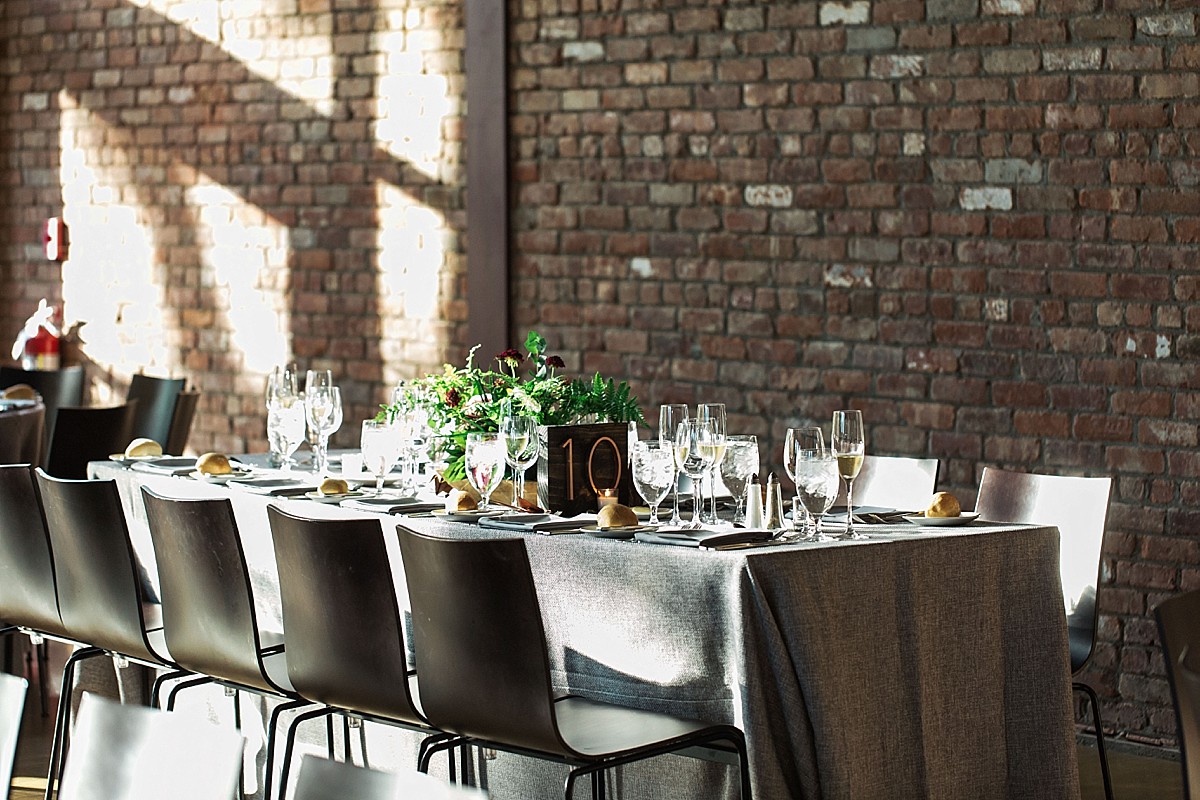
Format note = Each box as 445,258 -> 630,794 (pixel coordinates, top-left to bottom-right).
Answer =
597,503 -> 639,529
445,489 -> 478,512
196,452 -> 233,475
1,384 -> 38,401
124,438 -> 163,458
318,477 -> 350,496
925,491 -> 962,518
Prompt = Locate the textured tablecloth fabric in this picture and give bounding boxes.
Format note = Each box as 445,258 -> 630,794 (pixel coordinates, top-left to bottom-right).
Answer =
90,461 -> 1080,800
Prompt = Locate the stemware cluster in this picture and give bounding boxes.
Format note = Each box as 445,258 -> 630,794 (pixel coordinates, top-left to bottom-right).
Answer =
782,409 -> 866,541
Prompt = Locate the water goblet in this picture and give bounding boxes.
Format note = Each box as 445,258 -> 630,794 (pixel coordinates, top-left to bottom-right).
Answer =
632,440 -> 675,525
784,427 -> 824,530
720,435 -> 759,525
658,404 -> 689,524
305,383 -> 341,476
831,409 -> 866,540
465,432 -> 505,510
794,455 -> 840,542
695,403 -> 727,524
361,419 -> 402,494
267,396 -> 306,472
674,419 -> 717,529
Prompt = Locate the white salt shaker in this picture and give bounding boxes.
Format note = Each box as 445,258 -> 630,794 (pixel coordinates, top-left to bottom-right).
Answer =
745,474 -> 764,529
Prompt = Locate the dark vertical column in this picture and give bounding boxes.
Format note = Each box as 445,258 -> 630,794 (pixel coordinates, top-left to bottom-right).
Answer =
465,0 -> 509,357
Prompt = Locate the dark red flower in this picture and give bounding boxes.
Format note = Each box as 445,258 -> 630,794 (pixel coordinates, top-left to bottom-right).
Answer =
496,348 -> 523,364
445,387 -> 462,407
545,355 -> 565,369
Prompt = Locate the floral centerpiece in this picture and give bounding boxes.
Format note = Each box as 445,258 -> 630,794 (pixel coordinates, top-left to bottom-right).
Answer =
381,331 -> 645,482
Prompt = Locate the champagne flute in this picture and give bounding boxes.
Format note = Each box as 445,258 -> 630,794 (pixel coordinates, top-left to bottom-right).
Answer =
267,396 -> 305,472
361,419 -> 402,494
305,381 -> 340,476
831,409 -> 866,540
720,435 -> 759,525
465,432 -> 505,510
500,413 -> 539,508
675,419 -> 716,529
658,404 -> 689,525
695,403 -> 727,524
632,440 -> 675,525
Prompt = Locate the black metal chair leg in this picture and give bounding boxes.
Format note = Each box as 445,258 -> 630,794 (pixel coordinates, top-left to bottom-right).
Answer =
419,736 -> 460,774
44,646 -> 102,800
1075,681 -> 1115,800
359,718 -> 369,769
326,712 -> 336,759
262,699 -> 308,800
36,640 -> 50,717
150,668 -> 190,709
165,675 -> 213,711
342,714 -> 352,764
277,706 -> 335,800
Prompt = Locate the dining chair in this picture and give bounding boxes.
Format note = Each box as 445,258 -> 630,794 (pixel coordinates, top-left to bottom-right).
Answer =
34,470 -> 181,800
0,672 -> 28,798
266,505 -> 447,800
0,366 -> 84,446
141,488 -> 308,800
57,693 -> 243,800
293,755 -> 488,800
43,403 -> 137,479
396,526 -> 752,800
164,390 -> 200,455
125,374 -> 186,448
834,454 -> 939,510
1155,589 -> 1200,800
0,464 -> 77,719
0,402 -> 45,465
975,466 -> 1114,800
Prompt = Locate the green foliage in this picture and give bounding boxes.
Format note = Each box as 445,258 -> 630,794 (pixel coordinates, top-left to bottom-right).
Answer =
384,331 -> 645,480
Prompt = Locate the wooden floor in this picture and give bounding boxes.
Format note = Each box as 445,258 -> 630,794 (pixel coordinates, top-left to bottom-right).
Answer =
5,689 -> 1186,799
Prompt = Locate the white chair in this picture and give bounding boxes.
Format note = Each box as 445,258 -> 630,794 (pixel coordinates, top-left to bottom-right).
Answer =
835,454 -> 939,509
57,694 -> 243,800
294,756 -> 488,800
0,673 -> 28,796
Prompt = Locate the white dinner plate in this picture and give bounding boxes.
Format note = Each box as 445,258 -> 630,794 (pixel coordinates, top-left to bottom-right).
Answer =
903,511 -> 980,527
303,491 -> 365,503
190,470 -> 253,484
431,509 -> 503,522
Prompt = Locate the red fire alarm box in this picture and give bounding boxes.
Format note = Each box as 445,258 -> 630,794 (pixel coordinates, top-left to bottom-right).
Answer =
43,218 -> 68,261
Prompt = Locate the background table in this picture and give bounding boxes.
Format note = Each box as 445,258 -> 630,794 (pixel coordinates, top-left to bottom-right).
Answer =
92,460 -> 1080,799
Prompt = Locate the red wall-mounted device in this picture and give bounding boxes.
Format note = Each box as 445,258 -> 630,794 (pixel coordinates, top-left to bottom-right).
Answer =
43,217 -> 68,261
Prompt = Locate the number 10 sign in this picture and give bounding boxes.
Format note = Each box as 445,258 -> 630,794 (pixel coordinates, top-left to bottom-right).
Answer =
537,423 -> 634,516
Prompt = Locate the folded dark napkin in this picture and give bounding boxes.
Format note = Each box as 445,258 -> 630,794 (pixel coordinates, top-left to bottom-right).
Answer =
228,477 -> 318,496
130,458 -> 199,476
340,497 -> 444,514
479,514 -> 595,534
634,528 -> 775,549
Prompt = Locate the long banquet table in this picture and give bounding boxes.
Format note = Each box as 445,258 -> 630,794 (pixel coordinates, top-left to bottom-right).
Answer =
90,459 -> 1080,799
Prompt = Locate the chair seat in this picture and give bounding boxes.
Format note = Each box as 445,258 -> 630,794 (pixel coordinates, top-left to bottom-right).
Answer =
553,695 -> 734,760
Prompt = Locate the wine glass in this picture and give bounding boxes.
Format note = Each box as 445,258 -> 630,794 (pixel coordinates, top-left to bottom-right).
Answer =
266,396 -> 305,472
674,419 -> 716,528
658,404 -> 689,525
265,363 -> 298,408
631,440 -> 675,525
695,403 -> 727,524
465,432 -> 505,510
831,409 -> 866,540
720,435 -> 759,525
784,427 -> 824,530
500,413 -> 539,508
361,419 -> 402,494
305,381 -> 340,476
794,454 -> 840,542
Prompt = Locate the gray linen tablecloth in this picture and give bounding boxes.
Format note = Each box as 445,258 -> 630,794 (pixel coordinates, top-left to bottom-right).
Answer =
90,461 -> 1079,799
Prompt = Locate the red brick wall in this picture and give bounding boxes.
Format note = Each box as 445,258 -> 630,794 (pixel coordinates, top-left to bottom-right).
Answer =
507,1 -> 1200,745
3,0 -> 1200,746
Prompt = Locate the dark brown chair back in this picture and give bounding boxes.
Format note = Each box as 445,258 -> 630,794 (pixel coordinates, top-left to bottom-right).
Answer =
142,489 -> 282,693
1156,590 -> 1200,800
0,366 -> 83,448
44,403 -> 137,479
976,467 -> 1112,671
34,470 -> 164,665
0,465 -> 65,636
0,403 -> 45,465
266,505 -> 423,724
126,375 -> 186,447
395,527 -> 565,756
164,391 -> 199,456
